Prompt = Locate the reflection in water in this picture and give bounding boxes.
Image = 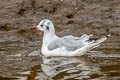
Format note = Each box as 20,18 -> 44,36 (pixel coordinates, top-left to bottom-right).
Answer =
0,51 -> 120,80
41,56 -> 102,80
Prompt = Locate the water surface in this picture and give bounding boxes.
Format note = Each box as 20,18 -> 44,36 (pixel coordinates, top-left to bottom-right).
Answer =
0,49 -> 120,80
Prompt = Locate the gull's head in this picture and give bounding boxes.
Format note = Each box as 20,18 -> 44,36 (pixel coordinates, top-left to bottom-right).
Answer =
32,19 -> 55,33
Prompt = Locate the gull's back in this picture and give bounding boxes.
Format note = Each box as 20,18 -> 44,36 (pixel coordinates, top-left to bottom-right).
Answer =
48,34 -> 93,51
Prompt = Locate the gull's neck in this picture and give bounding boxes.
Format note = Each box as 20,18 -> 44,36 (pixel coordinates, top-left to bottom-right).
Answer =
42,30 -> 57,46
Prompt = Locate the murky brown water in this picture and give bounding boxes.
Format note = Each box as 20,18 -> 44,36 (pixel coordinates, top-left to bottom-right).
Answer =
0,44 -> 120,80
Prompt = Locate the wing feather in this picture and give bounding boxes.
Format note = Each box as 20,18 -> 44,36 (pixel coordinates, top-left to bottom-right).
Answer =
48,34 -> 94,51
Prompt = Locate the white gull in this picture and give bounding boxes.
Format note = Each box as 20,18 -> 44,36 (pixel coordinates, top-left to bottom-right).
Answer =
32,19 -> 111,56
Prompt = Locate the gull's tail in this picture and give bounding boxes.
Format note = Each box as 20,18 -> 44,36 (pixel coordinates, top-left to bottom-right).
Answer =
87,34 -> 111,50
95,34 -> 111,44
76,34 -> 111,56
89,34 -> 111,49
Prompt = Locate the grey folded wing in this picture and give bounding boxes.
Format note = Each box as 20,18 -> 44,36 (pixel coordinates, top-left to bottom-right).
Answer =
48,34 -> 94,51
48,38 -> 77,51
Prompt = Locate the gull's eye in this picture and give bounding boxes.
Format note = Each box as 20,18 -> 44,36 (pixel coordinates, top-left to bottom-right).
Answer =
41,25 -> 43,27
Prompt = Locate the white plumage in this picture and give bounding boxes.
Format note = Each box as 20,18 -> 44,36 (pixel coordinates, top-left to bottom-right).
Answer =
32,19 -> 111,56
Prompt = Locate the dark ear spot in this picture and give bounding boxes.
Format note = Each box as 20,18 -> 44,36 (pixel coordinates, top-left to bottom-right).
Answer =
46,26 -> 49,31
41,24 -> 43,27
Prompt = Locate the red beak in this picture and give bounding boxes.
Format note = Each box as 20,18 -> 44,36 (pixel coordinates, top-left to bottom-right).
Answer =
32,26 -> 38,30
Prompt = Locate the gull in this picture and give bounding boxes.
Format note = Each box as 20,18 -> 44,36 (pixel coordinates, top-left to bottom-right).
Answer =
32,19 -> 111,56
